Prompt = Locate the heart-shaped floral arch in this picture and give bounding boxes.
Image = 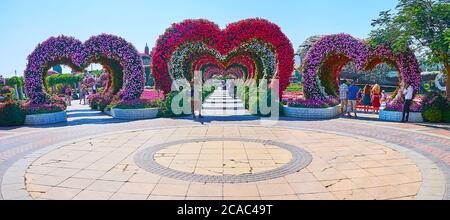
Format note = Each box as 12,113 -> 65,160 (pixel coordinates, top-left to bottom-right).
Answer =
302,34 -> 421,103
24,34 -> 145,105
192,55 -> 257,82
151,18 -> 294,94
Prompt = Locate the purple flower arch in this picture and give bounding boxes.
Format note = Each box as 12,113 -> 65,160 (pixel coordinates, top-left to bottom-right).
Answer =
302,34 -> 368,99
24,34 -> 145,105
302,34 -> 421,103
365,45 -> 421,102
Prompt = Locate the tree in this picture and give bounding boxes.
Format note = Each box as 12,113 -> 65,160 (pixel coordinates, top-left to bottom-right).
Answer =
369,0 -> 450,99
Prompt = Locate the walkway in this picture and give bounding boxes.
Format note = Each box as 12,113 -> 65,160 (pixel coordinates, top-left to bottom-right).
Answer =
66,101 -> 113,124
202,87 -> 249,117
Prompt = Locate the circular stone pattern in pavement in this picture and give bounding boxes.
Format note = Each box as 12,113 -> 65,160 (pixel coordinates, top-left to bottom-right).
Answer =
7,126 -> 445,200
134,138 -> 312,183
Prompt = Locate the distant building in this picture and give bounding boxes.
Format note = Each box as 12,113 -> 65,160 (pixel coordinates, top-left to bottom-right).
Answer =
141,44 -> 153,86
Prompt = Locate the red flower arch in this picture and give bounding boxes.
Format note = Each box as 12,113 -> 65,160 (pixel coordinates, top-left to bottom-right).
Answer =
151,18 -> 294,94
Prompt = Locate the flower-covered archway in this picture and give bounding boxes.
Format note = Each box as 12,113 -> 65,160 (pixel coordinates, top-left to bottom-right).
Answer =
151,18 -> 294,94
302,34 -> 421,102
24,34 -> 145,105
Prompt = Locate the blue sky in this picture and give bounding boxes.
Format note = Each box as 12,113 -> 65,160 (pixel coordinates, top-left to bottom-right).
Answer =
0,0 -> 398,77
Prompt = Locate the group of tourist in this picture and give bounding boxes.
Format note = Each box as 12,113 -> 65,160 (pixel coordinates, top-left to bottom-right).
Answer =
360,84 -> 384,114
339,80 -> 415,122
63,85 -> 92,106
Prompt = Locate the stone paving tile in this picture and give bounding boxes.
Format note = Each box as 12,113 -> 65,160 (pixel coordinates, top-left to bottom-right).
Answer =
257,183 -> 295,197
73,190 -> 113,200
110,193 -> 148,200
117,182 -> 156,195
85,180 -> 124,193
38,187 -> 81,200
58,178 -> 95,189
147,195 -> 186,200
331,189 -> 374,200
187,183 -> 223,197
151,183 -> 190,197
223,183 -> 260,197
289,182 -> 329,194
297,192 -> 336,200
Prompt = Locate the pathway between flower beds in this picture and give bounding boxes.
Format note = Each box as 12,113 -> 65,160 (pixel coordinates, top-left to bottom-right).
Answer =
66,101 -> 112,124
202,88 -> 249,117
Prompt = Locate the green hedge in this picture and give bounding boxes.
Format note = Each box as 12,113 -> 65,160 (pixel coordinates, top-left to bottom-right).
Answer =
158,86 -> 216,117
158,91 -> 189,117
421,93 -> 449,123
0,101 -> 25,126
46,74 -> 83,87
5,76 -> 24,87
285,84 -> 303,92
237,82 -> 283,117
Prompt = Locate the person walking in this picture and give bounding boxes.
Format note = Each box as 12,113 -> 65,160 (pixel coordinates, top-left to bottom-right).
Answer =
402,84 -> 415,123
79,86 -> 87,105
371,84 -> 382,114
339,80 -> 349,115
190,73 -> 203,119
229,79 -> 236,99
347,81 -> 360,118
381,90 -> 387,102
65,86 -> 73,106
222,80 -> 226,90
363,85 -> 372,113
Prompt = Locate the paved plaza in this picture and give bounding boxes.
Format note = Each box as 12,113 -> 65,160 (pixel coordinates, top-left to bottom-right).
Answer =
0,96 -> 449,200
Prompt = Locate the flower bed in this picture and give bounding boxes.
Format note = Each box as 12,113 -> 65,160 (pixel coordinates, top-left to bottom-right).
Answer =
286,97 -> 339,109
111,108 -> 159,120
282,96 -> 340,119
108,91 -> 164,120
378,96 -> 426,122
23,102 -> 66,115
384,101 -> 422,113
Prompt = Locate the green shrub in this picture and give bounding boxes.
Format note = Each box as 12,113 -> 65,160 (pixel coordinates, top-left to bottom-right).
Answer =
421,92 -> 449,123
0,101 -> 25,126
423,108 -> 443,123
286,85 -> 303,92
88,93 -> 114,112
0,86 -> 16,101
442,111 -> 450,123
241,86 -> 282,117
46,74 -> 83,87
202,85 -> 216,100
158,91 -> 189,117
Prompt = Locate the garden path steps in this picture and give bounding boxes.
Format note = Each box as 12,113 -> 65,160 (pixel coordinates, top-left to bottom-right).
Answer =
201,87 -> 250,117
66,100 -> 112,124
